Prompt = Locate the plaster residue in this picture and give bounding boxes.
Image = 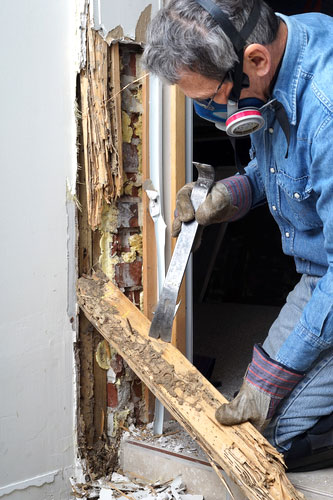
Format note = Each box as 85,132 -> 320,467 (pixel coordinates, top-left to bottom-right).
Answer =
100,202 -> 118,233
129,233 -> 143,256
134,114 -> 143,173
100,232 -> 120,281
121,234 -> 143,263
122,77 -> 143,114
99,202 -> 120,280
124,172 -> 142,196
122,111 -> 133,143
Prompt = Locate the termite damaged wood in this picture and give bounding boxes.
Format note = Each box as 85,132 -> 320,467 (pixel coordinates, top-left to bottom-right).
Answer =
77,272 -> 305,500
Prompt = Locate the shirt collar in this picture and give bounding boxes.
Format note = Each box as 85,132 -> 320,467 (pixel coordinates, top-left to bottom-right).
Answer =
271,13 -> 308,126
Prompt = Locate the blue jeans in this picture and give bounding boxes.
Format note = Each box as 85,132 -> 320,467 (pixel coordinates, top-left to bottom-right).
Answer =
262,275 -> 333,453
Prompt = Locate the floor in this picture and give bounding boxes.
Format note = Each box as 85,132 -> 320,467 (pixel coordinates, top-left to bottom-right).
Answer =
120,424 -> 333,500
194,302 -> 281,399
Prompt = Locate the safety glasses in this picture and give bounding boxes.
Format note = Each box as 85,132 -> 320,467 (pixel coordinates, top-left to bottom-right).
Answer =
194,72 -> 230,110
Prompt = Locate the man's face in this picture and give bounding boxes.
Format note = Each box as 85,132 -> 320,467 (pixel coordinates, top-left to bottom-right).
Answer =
177,67 -> 267,103
177,71 -> 233,104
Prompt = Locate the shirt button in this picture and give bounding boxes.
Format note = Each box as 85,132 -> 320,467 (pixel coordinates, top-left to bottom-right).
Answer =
294,192 -> 300,199
272,205 -> 277,211
269,127 -> 274,134
270,167 -> 275,174
285,232 -> 290,238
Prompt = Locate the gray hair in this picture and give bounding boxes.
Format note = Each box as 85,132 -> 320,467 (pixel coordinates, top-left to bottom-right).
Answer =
142,0 -> 280,83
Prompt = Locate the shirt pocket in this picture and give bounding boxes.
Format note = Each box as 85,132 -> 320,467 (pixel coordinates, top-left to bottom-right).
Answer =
276,171 -> 322,230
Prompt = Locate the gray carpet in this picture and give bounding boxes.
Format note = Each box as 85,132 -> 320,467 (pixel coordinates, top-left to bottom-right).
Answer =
194,302 -> 281,399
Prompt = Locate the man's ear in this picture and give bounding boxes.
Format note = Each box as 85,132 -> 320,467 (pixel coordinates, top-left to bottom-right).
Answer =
243,43 -> 271,77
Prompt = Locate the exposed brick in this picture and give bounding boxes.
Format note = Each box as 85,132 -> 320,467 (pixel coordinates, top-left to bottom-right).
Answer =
115,261 -> 142,288
117,202 -> 138,228
123,143 -> 139,173
132,379 -> 143,399
120,49 -> 137,77
131,114 -> 141,139
126,289 -> 141,308
129,53 -> 137,77
112,234 -> 122,255
107,383 -> 118,408
112,231 -> 139,255
111,354 -> 124,376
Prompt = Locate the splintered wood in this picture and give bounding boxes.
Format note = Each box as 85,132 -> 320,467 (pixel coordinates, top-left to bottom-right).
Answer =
80,25 -> 124,230
77,274 -> 305,500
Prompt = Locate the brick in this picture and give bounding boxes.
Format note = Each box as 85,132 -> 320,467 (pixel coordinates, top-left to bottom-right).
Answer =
120,49 -> 137,77
115,261 -> 142,288
117,202 -> 138,228
112,231 -> 139,255
132,378 -> 142,399
112,234 -> 122,255
107,383 -> 118,408
123,143 -> 139,173
126,289 -> 141,308
129,53 -> 137,77
111,354 -> 124,376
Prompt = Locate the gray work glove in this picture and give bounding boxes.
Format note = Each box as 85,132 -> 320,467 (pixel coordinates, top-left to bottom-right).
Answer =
172,181 -> 238,237
215,344 -> 304,432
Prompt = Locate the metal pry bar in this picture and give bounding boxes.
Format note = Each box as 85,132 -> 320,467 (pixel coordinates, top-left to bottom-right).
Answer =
149,162 -> 215,342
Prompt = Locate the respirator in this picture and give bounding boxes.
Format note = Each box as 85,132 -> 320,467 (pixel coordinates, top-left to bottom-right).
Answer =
193,97 -> 266,137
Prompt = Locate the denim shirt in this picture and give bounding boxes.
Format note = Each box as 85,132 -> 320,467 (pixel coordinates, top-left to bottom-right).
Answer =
244,12 -> 333,371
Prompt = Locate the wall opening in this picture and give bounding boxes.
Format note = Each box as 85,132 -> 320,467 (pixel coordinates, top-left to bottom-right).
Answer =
76,27 -> 147,478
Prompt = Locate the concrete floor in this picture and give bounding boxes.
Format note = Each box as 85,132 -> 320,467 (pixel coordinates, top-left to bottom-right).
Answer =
120,432 -> 333,500
194,302 -> 281,399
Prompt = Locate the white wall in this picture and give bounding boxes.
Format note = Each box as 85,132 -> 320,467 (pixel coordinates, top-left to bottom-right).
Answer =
93,0 -> 161,39
0,1 -> 78,498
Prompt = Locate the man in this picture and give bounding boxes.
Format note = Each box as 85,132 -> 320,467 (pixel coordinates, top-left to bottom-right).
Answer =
142,0 -> 333,471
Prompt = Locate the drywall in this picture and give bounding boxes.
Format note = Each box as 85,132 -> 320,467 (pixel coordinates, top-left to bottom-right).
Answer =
0,0 -> 79,498
93,0 -> 161,42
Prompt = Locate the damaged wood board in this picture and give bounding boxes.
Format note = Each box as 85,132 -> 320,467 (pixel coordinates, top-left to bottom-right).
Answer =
80,23 -> 124,230
77,274 -> 305,500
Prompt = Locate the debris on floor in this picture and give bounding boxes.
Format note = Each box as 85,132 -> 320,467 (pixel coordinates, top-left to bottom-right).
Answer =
70,472 -> 204,500
121,421 -> 207,462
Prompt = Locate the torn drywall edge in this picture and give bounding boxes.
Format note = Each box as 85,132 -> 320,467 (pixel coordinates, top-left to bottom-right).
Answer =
67,182 -> 79,331
0,470 -> 61,497
77,0 -> 88,69
92,1 -> 155,45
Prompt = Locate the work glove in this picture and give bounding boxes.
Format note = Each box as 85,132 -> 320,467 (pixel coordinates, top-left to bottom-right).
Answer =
172,181 -> 239,237
215,344 -> 304,432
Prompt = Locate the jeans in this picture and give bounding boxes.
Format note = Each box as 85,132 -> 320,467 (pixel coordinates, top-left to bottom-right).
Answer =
262,274 -> 333,453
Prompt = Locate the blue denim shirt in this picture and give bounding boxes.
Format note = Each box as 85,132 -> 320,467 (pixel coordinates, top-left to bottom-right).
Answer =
245,12 -> 333,371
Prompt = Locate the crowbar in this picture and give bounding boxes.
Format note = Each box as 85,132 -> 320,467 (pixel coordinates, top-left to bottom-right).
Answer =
149,162 -> 215,342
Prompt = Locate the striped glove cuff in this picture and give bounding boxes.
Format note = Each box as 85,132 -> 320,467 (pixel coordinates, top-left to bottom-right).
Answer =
219,175 -> 252,221
246,344 -> 304,418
